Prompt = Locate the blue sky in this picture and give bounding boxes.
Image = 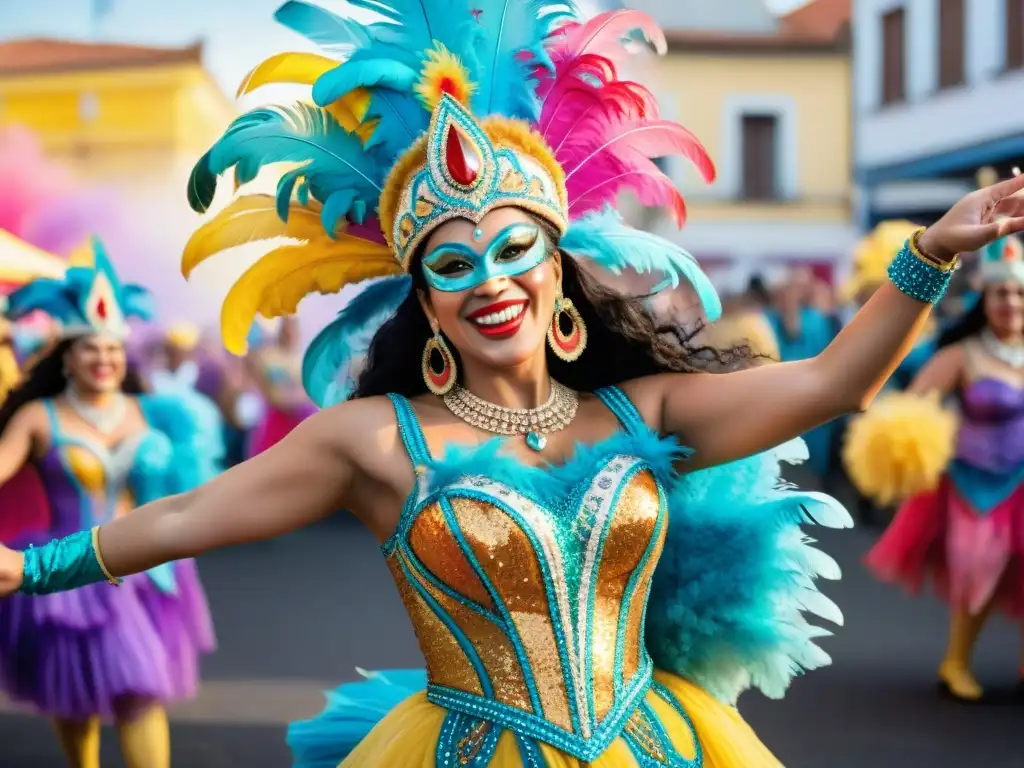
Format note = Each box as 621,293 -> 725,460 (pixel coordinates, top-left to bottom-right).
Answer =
1,0 -> 807,98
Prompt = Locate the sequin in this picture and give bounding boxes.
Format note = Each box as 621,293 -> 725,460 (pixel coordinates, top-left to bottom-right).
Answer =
449,497 -> 572,730
887,240 -> 955,304
409,503 -> 495,610
387,553 -> 484,696
592,472 -> 661,718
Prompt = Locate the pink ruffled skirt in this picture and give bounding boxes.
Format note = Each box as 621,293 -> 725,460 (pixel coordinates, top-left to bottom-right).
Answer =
866,476 -> 1024,617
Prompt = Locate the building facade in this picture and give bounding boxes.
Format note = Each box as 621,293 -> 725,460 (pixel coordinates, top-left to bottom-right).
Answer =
854,0 -> 1024,228
622,0 -> 854,286
0,39 -> 236,316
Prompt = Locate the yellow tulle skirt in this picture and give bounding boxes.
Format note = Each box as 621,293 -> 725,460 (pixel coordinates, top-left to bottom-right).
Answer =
341,671 -> 782,767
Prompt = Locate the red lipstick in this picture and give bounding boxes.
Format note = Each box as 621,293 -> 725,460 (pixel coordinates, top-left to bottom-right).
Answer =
466,299 -> 528,339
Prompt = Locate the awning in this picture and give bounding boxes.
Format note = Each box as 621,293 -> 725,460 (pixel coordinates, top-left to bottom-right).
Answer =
0,229 -> 66,290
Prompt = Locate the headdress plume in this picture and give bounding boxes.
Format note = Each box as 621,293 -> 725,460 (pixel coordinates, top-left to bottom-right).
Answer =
182,1 -> 720,389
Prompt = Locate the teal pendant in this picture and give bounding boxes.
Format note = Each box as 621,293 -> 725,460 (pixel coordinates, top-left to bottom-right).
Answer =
525,432 -> 547,452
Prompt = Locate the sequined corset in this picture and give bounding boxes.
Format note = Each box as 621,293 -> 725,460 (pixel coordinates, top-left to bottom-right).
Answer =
383,388 -> 673,762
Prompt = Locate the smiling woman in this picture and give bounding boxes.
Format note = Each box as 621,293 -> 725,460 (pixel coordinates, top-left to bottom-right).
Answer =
2,2 -> 1024,767
0,238 -> 220,768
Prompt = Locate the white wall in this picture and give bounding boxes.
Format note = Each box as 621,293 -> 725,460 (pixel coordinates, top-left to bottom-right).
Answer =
854,0 -> 1022,169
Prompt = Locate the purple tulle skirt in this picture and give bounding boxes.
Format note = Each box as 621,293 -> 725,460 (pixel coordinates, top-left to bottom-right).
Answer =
0,559 -> 215,719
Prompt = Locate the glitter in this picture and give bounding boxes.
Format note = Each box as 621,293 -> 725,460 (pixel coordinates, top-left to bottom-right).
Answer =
888,239 -> 955,304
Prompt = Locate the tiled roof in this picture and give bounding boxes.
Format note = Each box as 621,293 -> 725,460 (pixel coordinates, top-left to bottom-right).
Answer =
779,0 -> 852,41
0,39 -> 203,76
664,0 -> 851,53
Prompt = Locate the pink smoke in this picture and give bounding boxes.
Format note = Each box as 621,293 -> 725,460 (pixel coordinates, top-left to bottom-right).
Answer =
0,125 -> 131,259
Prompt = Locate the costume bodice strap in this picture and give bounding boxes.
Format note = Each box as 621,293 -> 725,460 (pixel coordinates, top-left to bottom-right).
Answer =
387,393 -> 432,470
594,386 -> 649,437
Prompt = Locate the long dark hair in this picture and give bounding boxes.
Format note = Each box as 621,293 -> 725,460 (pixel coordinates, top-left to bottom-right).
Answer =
354,222 -> 753,399
0,338 -> 146,436
938,294 -> 986,349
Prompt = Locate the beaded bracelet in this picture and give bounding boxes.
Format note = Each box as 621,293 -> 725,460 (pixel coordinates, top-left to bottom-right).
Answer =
887,229 -> 959,305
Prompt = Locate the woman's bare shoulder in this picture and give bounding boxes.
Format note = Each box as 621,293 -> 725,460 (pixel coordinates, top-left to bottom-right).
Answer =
313,395 -> 411,474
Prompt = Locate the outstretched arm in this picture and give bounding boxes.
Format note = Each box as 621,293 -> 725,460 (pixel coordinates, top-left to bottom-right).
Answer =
641,280 -> 933,469
906,343 -> 965,397
1,402 -> 371,593
637,174 -> 1024,470
97,404 -> 361,576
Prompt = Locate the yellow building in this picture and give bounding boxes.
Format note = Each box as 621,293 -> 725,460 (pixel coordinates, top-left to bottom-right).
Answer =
0,38 -> 236,317
626,0 -> 854,288
0,39 -> 233,179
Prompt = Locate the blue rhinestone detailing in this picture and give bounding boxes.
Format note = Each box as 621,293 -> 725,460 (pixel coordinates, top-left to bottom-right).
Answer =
887,239 -> 955,305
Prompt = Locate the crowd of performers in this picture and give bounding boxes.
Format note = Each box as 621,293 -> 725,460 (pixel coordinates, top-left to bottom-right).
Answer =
0,2 -> 1023,767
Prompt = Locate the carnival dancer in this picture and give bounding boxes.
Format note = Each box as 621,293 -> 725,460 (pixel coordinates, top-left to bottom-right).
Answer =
1,2 -> 1022,766
848,227 -> 1024,702
245,315 -> 316,455
0,239 -> 217,768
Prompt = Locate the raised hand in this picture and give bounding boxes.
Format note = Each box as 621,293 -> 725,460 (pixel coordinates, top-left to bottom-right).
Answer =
919,171 -> 1024,261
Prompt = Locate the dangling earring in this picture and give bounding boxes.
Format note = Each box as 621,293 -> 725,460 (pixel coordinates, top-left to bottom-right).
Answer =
422,327 -> 457,395
547,292 -> 587,362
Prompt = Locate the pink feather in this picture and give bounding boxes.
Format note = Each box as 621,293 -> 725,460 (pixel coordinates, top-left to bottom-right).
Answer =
561,119 -> 715,227
531,8 -> 715,226
547,10 -> 666,71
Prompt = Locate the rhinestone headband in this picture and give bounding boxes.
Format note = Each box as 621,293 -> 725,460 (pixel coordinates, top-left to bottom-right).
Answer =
390,94 -> 569,271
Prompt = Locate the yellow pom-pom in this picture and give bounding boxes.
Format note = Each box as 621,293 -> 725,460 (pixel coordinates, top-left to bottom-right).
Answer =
843,391 -> 958,506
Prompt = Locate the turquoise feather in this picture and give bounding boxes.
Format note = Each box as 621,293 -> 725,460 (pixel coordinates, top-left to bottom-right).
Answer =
274,0 -> 372,54
470,0 -> 576,119
201,104 -> 385,226
321,189 -> 360,236
562,207 -> 723,322
302,275 -> 412,407
311,60 -> 420,109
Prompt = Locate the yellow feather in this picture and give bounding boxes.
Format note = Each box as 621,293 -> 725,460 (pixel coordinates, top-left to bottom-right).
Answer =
236,54 -> 374,141
220,239 -> 400,355
236,52 -> 338,97
182,194 -> 326,278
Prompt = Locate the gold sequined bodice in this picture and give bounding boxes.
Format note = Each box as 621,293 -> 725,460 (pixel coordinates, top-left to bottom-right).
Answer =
383,392 -> 669,759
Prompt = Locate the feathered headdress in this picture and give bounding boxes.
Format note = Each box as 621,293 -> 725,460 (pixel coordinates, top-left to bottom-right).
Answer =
6,236 -> 154,339
184,1 -> 719,403
979,233 -> 1024,285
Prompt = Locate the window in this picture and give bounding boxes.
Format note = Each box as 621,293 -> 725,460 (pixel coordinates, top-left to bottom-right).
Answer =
881,9 -> 906,105
78,92 -> 99,122
1008,0 -> 1024,70
938,0 -> 965,88
740,114 -> 779,201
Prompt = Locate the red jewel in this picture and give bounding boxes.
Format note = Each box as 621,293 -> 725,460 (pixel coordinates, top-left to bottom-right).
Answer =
444,126 -> 478,186
438,76 -> 458,98
96,298 -> 108,319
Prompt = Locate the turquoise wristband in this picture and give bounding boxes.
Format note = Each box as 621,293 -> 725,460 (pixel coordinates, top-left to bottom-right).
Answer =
20,529 -> 110,595
887,239 -> 955,304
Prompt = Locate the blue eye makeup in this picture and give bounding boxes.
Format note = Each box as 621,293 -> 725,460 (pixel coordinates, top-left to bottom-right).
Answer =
420,223 -> 550,293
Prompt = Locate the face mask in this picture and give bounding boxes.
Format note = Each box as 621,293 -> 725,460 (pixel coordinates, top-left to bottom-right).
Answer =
421,223 -> 550,293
